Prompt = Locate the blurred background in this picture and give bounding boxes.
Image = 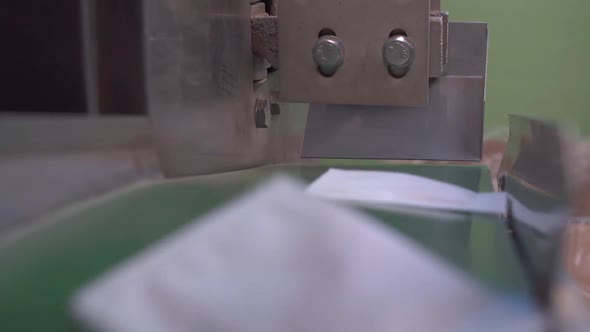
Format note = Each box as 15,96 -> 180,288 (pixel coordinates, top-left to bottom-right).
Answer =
447,0 -> 590,138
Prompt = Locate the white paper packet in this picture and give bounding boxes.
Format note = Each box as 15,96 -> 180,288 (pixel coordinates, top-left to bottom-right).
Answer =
307,169 -> 507,215
72,176 -> 503,332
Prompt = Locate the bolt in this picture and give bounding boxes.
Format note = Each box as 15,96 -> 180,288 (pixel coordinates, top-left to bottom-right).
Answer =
383,35 -> 415,78
254,99 -> 269,128
312,35 -> 344,77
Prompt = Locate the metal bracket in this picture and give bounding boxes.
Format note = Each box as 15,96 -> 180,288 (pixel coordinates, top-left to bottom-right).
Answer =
278,0 -> 431,107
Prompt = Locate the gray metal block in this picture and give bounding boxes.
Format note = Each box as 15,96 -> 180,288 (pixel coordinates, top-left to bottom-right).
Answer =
144,0 -> 260,176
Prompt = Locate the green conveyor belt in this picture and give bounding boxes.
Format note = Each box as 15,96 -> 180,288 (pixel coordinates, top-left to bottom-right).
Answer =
0,164 -> 534,331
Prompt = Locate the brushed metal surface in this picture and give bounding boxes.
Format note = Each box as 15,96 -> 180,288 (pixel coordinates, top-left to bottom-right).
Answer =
144,0 -> 261,176
446,22 -> 489,77
279,0 -> 430,107
301,22 -> 488,161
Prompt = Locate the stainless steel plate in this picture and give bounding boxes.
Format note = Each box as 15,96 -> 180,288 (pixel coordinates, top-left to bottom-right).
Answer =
144,0 -> 259,176
279,0 -> 431,107
301,22 -> 488,161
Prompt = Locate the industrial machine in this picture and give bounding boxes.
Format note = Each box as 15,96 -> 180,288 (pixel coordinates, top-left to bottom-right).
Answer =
147,0 -> 488,175
0,0 -> 490,224
0,1 -> 587,331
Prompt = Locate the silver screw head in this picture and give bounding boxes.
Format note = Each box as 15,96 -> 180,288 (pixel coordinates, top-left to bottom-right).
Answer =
383,35 -> 415,77
312,35 -> 345,77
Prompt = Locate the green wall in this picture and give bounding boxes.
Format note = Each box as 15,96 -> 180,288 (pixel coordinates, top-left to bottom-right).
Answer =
446,1 -> 590,137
